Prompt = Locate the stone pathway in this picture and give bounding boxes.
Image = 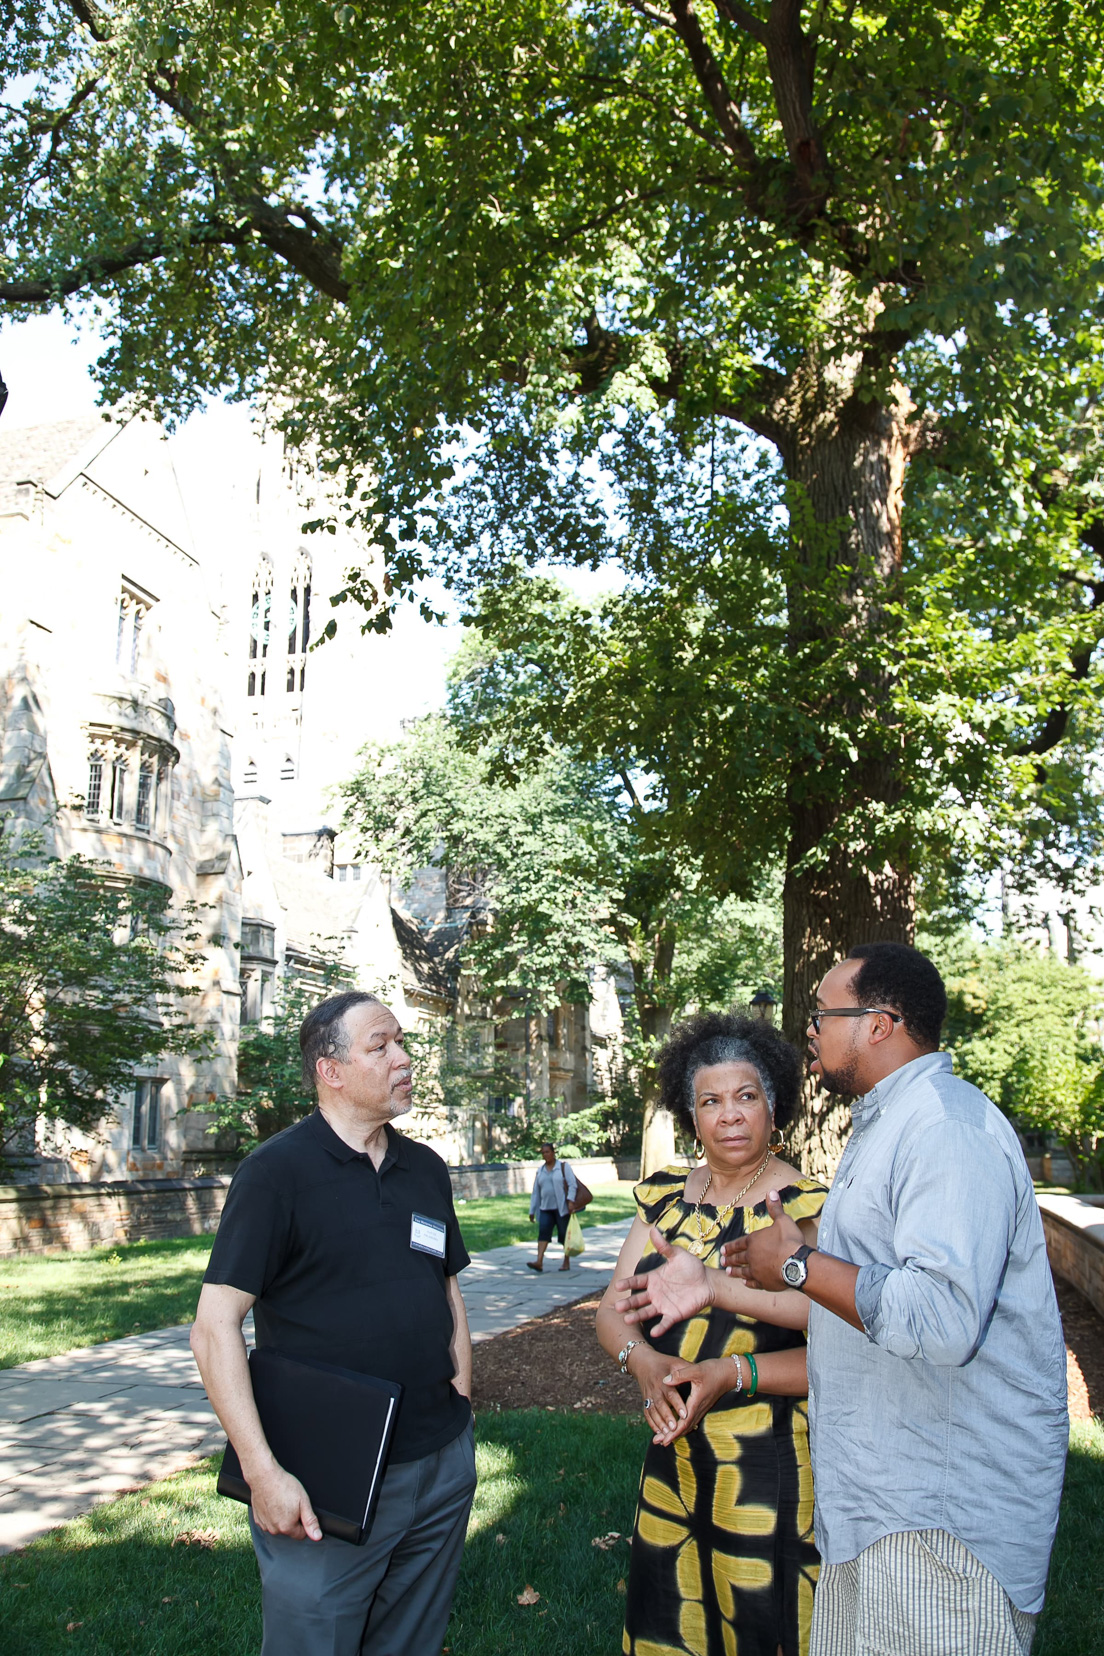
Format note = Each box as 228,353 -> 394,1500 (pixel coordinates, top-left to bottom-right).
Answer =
0,1218 -> 632,1553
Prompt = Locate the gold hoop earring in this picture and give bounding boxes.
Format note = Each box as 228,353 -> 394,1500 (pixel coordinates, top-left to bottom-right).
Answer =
693,1138 -> 705,1160
769,1127 -> 784,1150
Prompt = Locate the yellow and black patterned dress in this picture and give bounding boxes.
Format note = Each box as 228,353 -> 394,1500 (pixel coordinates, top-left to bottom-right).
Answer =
623,1167 -> 829,1656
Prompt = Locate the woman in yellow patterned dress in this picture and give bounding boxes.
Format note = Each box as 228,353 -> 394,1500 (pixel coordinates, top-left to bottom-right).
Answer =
597,1013 -> 828,1656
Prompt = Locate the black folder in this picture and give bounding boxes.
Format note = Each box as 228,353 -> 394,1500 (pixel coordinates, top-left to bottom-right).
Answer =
217,1347 -> 402,1545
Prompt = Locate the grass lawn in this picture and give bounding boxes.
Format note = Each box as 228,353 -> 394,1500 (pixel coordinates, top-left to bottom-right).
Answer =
454,1182 -> 635,1254
0,1186 -> 635,1371
2,1413 -> 1099,1656
0,1412 -> 647,1656
0,1235 -> 215,1370
1035,1417 -> 1104,1656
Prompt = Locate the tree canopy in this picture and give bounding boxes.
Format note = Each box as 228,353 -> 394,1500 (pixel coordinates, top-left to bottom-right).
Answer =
7,1 -> 1104,1160
0,834 -> 208,1151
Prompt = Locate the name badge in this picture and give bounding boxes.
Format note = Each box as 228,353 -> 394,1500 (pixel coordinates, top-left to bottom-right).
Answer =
410,1213 -> 447,1258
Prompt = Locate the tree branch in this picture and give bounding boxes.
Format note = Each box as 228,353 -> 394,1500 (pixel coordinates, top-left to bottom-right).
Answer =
714,0 -> 767,44
764,0 -> 831,218
63,0 -> 110,42
666,0 -> 760,171
624,0 -> 678,24
0,223 -> 248,302
1018,560 -> 1104,763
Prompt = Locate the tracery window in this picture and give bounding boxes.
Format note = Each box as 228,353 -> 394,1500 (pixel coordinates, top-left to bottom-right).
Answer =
109,758 -> 128,823
83,737 -> 174,834
248,556 -> 274,697
280,754 -> 296,781
243,758 -> 258,787
116,584 -> 154,676
85,751 -> 104,818
286,550 -> 312,693
135,759 -> 155,830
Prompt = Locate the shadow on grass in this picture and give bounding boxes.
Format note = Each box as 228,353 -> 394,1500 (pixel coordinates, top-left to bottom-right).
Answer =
0,1236 -> 214,1368
3,1410 -> 1094,1656
448,1411 -> 646,1655
0,1460 -> 259,1656
1036,1418 -> 1104,1656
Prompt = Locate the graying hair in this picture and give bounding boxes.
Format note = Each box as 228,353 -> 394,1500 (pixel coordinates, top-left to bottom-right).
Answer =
299,990 -> 383,1093
686,1036 -> 776,1121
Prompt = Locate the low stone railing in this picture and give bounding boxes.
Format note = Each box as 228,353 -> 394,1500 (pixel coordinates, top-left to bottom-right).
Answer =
1038,1192 -> 1104,1320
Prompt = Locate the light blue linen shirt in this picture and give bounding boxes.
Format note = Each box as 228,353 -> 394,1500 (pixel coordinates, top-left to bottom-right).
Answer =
807,1051 -> 1068,1613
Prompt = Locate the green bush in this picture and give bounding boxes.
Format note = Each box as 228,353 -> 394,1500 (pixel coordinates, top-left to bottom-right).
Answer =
938,937 -> 1104,1189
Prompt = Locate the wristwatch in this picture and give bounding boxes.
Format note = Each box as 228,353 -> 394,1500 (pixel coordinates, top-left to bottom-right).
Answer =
781,1243 -> 815,1289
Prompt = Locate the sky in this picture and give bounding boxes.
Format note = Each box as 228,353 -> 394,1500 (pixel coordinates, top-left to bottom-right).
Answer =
0,310 -> 462,721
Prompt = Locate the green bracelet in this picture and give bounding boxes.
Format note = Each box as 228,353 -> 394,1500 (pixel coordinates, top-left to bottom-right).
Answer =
746,1353 -> 759,1398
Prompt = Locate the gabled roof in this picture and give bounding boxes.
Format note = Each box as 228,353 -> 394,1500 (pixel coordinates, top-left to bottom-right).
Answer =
0,417 -> 113,513
391,906 -> 463,1003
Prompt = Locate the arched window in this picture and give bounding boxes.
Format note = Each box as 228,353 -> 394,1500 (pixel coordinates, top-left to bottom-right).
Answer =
280,754 -> 296,782
247,556 -> 274,697
286,550 -> 312,693
135,758 -> 155,831
85,750 -> 105,819
109,757 -> 128,822
243,758 -> 258,787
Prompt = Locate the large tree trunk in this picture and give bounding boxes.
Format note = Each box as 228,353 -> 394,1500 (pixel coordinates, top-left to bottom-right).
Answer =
638,1002 -> 676,1179
775,377 -> 919,1176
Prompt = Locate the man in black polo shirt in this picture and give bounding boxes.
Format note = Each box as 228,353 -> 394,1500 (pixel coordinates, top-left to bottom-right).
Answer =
190,990 -> 476,1656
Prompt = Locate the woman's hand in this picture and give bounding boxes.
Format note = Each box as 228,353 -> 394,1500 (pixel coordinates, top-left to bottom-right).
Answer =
614,1227 -> 716,1335
649,1357 -> 740,1447
627,1344 -> 690,1441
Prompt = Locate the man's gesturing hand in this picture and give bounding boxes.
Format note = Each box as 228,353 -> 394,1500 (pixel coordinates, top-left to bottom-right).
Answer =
721,1192 -> 803,1291
613,1225 -> 715,1335
249,1463 -> 323,1541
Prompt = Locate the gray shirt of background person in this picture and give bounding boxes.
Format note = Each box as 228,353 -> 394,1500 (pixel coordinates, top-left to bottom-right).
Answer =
529,1159 -> 578,1217
808,1050 -> 1068,1615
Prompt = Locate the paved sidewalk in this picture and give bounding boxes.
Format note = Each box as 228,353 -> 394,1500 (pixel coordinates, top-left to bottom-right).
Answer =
0,1218 -> 632,1553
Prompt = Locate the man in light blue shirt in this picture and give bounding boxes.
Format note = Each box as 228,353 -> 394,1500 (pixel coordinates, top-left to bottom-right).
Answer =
731,943 -> 1067,1655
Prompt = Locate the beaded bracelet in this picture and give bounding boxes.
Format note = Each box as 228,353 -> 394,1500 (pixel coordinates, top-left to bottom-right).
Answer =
746,1353 -> 759,1398
730,1353 -> 744,1393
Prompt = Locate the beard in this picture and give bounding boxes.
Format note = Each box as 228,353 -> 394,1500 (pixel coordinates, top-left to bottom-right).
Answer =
816,1052 -> 864,1097
389,1080 -> 413,1118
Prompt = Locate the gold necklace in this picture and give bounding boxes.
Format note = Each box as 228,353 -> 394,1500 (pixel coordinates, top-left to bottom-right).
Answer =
692,1150 -> 774,1256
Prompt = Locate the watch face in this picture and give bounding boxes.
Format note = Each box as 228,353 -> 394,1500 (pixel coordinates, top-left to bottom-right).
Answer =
782,1256 -> 806,1287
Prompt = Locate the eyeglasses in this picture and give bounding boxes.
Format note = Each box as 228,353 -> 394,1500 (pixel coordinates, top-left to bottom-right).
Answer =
808,1007 -> 903,1035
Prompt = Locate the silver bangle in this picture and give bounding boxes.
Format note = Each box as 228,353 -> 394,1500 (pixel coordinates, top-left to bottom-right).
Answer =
618,1339 -> 642,1375
731,1353 -> 744,1393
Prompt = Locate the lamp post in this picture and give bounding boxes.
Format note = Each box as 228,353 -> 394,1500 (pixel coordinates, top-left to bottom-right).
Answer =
750,988 -> 778,1024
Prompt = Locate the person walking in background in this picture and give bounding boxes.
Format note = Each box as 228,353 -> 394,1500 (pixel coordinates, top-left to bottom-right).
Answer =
527,1140 -> 578,1272
190,991 -> 476,1656
724,943 -> 1067,1656
599,1013 -> 828,1656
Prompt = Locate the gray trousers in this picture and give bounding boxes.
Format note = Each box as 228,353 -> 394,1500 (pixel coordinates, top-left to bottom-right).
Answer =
249,1421 -> 477,1656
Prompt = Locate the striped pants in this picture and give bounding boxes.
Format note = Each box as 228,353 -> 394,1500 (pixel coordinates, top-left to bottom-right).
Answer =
810,1528 -> 1037,1656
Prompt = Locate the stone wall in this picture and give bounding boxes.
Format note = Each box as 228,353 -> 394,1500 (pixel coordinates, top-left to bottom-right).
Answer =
0,1158 -> 636,1256
448,1157 -> 625,1201
0,1177 -> 233,1257
1038,1193 -> 1104,1322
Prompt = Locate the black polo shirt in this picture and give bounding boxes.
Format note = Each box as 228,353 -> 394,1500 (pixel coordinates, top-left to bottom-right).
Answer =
204,1111 -> 471,1462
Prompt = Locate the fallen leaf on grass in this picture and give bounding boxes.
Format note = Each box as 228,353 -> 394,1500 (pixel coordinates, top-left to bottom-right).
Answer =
591,1531 -> 624,1550
172,1528 -> 219,1549
161,1596 -> 176,1604
616,1578 -> 627,1594
516,1584 -> 541,1606
66,1623 -> 83,1633
495,1534 -> 508,1546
